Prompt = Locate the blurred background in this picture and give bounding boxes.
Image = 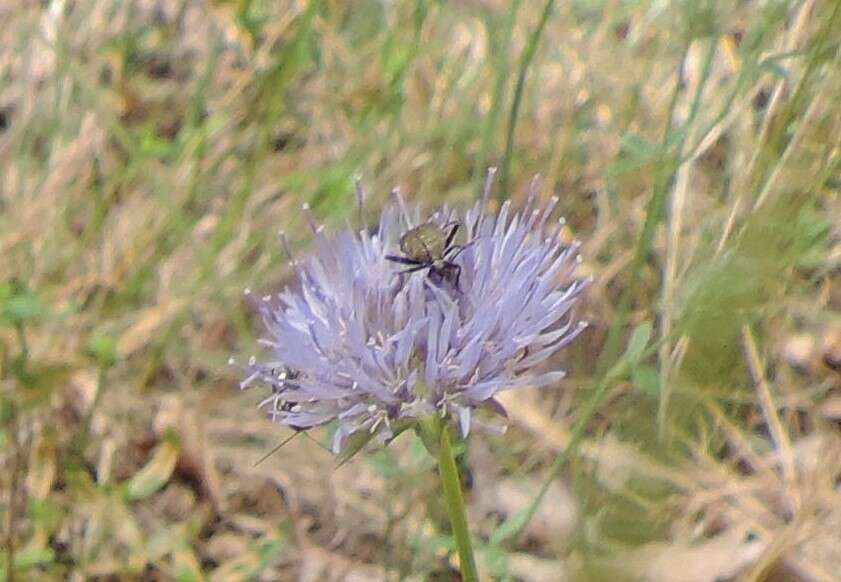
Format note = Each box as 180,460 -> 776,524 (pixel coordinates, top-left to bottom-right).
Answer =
2,0 -> 841,580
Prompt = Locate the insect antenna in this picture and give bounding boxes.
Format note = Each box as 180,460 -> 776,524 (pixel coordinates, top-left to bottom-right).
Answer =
301,431 -> 332,452
253,430 -> 330,467
253,431 -> 299,466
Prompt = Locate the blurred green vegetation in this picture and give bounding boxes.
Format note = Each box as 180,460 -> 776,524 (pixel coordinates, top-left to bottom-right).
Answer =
2,0 -> 841,580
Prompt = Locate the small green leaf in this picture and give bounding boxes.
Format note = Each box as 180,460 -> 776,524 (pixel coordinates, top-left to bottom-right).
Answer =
172,545 -> 204,582
624,322 -> 652,365
15,362 -> 74,397
256,536 -> 287,567
28,498 -> 64,532
86,333 -> 118,368
620,132 -> 659,159
759,57 -> 791,80
608,132 -> 661,177
489,507 -> 530,546
0,399 -> 15,424
2,291 -> 48,325
415,415 -> 442,457
632,364 -> 660,395
175,567 -> 202,582
0,282 -> 13,302
368,449 -> 402,478
125,439 -> 179,501
334,430 -> 375,468
3,546 -> 56,571
481,544 -> 511,578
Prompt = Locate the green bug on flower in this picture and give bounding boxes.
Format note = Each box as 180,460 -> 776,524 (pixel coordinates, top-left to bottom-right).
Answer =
385,221 -> 469,290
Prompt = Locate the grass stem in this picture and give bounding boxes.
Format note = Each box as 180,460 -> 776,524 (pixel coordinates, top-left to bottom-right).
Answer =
499,0 -> 556,197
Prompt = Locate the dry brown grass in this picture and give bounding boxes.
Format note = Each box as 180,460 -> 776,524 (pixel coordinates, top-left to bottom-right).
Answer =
2,0 -> 841,580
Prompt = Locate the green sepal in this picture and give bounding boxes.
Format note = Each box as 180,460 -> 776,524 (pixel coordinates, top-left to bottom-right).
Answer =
334,420 -> 413,467
416,414 -> 443,457
334,430 -> 376,468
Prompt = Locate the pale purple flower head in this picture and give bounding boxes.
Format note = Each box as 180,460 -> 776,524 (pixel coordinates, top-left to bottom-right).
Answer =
238,170 -> 590,453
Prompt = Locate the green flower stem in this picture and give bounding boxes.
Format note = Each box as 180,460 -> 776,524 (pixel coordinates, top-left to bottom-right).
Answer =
438,426 -> 479,582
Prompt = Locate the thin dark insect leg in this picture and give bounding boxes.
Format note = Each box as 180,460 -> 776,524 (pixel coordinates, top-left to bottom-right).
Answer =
449,263 -> 462,293
399,264 -> 430,275
254,428 -> 331,466
301,431 -> 332,453
254,431 -> 300,466
444,222 -> 460,248
444,237 -> 479,260
436,263 -> 462,292
386,255 -> 423,266
445,244 -> 465,259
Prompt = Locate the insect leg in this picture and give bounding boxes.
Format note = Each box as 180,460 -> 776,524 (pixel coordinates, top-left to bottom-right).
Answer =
450,263 -> 462,293
445,236 -> 480,260
445,244 -> 465,259
399,264 -> 430,275
253,428 -> 331,466
254,431 -> 300,466
439,262 -> 462,292
444,222 -> 460,248
386,255 -> 423,266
